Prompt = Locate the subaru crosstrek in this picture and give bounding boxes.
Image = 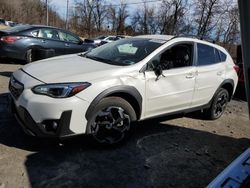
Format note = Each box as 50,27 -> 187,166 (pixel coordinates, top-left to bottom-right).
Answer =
9,35 -> 238,144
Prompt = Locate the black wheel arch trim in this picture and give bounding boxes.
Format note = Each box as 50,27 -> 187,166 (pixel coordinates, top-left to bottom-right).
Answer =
85,86 -> 143,120
217,79 -> 235,100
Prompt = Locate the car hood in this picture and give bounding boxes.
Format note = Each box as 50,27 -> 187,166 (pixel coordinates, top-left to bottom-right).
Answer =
22,54 -> 121,83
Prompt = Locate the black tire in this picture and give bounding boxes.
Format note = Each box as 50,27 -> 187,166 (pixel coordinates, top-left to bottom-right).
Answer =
25,49 -> 33,63
205,88 -> 229,120
86,97 -> 137,145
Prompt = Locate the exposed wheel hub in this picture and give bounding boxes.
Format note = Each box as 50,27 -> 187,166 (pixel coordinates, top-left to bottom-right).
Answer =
90,106 -> 130,144
214,92 -> 228,117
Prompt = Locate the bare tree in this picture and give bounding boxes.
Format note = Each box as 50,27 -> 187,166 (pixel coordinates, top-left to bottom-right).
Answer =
106,5 -> 117,32
92,0 -> 107,32
158,0 -> 186,35
223,6 -> 240,43
131,2 -> 157,34
74,0 -> 95,37
116,2 -> 129,34
194,0 -> 221,38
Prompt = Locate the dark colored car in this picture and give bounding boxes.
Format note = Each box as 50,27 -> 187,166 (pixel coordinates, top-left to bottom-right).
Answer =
0,18 -> 5,25
0,25 -> 96,63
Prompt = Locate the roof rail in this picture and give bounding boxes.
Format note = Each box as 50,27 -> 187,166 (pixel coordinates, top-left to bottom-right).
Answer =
173,34 -> 216,44
174,34 -> 198,39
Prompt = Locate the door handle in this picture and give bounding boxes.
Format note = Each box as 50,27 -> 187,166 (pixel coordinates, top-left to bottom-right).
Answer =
41,39 -> 46,43
65,43 -> 70,47
186,72 -> 195,79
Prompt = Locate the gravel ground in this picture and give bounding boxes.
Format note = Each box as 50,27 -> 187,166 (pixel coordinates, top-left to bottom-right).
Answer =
0,59 -> 249,188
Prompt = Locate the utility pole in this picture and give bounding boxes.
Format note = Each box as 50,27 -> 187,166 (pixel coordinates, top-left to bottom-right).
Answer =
66,0 -> 69,30
46,0 -> 49,26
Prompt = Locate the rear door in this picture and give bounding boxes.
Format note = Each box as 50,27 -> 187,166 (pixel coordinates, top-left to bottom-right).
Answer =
192,43 -> 226,107
37,28 -> 65,55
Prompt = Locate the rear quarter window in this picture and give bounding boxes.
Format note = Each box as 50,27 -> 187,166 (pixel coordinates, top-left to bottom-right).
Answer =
219,50 -> 227,61
214,48 -> 221,63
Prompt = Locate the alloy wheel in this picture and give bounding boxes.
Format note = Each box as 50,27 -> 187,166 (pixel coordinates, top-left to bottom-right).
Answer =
213,91 -> 228,118
90,106 -> 131,144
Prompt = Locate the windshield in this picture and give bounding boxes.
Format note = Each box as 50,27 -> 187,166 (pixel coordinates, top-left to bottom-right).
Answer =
84,38 -> 166,66
3,25 -> 32,33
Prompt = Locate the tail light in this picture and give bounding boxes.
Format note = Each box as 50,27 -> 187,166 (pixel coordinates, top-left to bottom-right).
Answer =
233,65 -> 240,73
0,36 -> 23,44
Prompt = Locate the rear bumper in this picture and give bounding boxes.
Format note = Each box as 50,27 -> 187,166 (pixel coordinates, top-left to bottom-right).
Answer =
0,45 -> 25,60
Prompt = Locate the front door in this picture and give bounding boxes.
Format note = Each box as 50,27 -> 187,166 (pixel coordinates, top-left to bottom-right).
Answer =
145,42 -> 196,118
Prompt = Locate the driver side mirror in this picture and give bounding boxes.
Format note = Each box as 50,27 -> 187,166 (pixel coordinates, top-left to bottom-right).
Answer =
148,60 -> 165,81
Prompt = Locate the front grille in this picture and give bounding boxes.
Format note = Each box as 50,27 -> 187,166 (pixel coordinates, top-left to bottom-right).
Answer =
9,76 -> 24,99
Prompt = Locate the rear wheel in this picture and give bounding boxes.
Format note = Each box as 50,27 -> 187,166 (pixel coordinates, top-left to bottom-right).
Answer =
26,49 -> 33,63
86,97 -> 136,145
205,88 -> 229,120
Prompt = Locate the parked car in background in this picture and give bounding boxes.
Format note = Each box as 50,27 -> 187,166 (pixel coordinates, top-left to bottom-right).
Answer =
92,35 -> 123,45
9,35 -> 238,145
0,18 -> 5,25
5,21 -> 18,27
0,25 -> 96,63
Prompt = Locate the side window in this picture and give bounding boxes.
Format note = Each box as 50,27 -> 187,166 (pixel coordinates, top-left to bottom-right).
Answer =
58,31 -> 80,44
31,30 -> 39,37
197,43 -> 216,66
108,37 -> 117,41
38,29 -> 60,40
219,50 -> 227,62
150,43 -> 193,70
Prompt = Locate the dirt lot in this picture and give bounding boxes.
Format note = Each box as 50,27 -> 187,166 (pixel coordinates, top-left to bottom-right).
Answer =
0,59 -> 250,188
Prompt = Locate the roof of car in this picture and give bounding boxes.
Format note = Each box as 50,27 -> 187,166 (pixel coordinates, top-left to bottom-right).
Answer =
134,35 -> 175,41
31,25 -> 61,29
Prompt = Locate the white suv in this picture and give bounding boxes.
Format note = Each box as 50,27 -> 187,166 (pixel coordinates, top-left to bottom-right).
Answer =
9,35 -> 238,144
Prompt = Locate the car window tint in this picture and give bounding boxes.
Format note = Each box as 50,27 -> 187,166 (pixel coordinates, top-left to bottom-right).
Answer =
153,43 -> 193,70
215,48 -> 221,63
38,29 -> 60,40
58,31 -> 79,43
109,37 -> 116,41
86,38 -> 164,66
197,43 -> 216,66
219,50 -> 227,61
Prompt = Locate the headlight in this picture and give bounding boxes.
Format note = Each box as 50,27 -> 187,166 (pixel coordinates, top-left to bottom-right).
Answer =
32,82 -> 91,98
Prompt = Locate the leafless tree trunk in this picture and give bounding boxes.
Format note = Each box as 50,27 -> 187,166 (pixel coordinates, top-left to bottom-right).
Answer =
131,1 -> 159,34
93,0 -> 106,32
194,0 -> 221,38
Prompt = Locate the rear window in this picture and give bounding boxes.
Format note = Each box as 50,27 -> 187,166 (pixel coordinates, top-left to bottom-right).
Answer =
3,25 -> 32,33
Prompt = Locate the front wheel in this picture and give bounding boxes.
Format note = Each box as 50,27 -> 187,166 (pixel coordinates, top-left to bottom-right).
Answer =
86,97 -> 137,145
205,88 -> 229,120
